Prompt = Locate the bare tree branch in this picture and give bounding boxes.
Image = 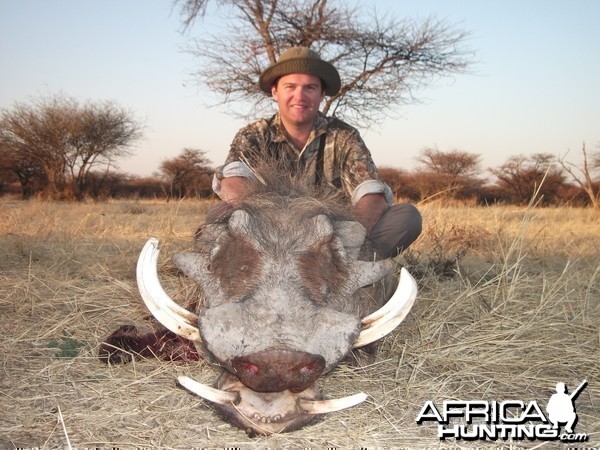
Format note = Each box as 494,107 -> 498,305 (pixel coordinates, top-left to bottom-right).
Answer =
0,94 -> 142,199
173,0 -> 210,32
176,0 -> 474,128
558,142 -> 600,208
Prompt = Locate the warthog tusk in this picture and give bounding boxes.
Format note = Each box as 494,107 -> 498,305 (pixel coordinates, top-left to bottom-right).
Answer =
299,392 -> 368,415
178,375 -> 367,416
137,238 -> 201,341
178,375 -> 239,405
353,267 -> 417,348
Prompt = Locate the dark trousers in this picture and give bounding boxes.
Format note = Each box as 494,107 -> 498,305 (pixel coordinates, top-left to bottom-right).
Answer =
367,203 -> 422,259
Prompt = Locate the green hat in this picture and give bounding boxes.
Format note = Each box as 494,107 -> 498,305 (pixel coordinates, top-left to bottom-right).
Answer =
259,47 -> 341,96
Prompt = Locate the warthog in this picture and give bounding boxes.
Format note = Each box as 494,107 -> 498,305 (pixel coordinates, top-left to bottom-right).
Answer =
100,179 -> 417,435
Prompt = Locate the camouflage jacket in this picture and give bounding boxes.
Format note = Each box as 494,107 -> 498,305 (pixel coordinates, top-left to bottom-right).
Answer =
213,112 -> 392,205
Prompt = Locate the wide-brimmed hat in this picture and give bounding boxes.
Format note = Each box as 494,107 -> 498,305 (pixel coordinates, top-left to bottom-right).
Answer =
258,47 -> 341,96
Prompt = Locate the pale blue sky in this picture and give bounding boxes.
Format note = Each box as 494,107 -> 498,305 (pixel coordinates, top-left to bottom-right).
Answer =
1,0 -> 598,176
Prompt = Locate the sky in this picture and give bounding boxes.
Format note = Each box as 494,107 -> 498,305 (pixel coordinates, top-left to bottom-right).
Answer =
1,0 -> 599,177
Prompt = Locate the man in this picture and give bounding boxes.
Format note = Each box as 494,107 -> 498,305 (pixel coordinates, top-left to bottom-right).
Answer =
212,46 -> 422,259
547,382 -> 578,434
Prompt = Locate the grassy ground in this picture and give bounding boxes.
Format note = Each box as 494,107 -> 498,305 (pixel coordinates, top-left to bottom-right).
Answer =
0,198 -> 598,449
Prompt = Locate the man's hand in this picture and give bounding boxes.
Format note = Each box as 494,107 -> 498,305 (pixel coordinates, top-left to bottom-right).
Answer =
220,176 -> 250,205
353,193 -> 388,233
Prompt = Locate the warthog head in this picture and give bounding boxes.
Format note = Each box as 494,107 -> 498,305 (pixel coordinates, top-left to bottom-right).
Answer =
137,183 -> 417,435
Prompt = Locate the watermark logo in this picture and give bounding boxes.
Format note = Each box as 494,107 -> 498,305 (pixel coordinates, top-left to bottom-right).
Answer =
416,380 -> 588,443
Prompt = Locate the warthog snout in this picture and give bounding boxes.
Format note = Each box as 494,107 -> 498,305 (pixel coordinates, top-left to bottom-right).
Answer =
232,349 -> 326,393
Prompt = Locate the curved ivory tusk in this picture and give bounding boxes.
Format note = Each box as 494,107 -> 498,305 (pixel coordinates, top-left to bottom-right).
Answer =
178,375 -> 366,417
137,238 -> 201,341
353,267 -> 417,348
299,392 -> 368,415
361,268 -> 417,325
178,375 -> 239,405
140,239 -> 200,323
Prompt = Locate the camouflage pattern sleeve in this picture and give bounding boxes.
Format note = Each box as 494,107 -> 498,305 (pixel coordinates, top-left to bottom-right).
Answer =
224,126 -> 253,166
335,127 -> 393,205
212,122 -> 266,196
338,129 -> 379,187
223,120 -> 270,168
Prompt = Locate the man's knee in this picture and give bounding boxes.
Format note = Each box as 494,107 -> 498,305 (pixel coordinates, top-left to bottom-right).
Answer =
368,203 -> 422,259
394,203 -> 422,244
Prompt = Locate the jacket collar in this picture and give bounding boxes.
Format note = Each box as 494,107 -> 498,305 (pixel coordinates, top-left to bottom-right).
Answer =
270,112 -> 328,143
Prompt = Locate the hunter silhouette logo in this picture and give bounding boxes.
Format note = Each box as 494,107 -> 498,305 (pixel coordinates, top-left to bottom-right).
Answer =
416,380 -> 588,442
546,380 -> 587,434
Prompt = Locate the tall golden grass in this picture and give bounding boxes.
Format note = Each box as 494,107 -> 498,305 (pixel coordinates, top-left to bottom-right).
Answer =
1,198 -> 598,448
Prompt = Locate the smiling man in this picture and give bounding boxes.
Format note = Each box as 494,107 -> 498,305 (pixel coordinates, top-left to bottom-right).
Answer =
212,46 -> 421,259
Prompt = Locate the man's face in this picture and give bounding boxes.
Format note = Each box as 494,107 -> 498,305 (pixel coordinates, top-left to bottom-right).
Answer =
272,73 -> 326,129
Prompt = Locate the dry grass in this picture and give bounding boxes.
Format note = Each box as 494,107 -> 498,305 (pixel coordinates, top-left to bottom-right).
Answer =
1,198 -> 599,448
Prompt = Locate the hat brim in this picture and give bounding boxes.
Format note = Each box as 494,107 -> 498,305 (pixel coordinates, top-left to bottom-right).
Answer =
259,57 -> 341,97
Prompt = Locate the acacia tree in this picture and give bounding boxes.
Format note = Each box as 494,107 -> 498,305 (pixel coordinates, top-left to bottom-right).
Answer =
0,95 -> 141,199
412,147 -> 483,201
558,142 -> 600,208
156,148 -> 214,198
1,97 -> 73,198
377,166 -> 419,201
489,153 -> 566,205
66,101 -> 142,198
174,0 -> 473,128
0,147 -> 47,197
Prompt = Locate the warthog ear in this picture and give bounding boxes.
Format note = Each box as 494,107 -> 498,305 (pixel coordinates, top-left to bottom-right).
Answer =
334,221 -> 366,261
228,209 -> 251,235
228,209 -> 264,250
350,259 -> 394,288
308,214 -> 334,241
172,252 -> 207,282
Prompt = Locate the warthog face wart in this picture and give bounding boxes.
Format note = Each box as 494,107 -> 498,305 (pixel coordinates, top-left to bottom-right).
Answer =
134,186 -> 418,435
